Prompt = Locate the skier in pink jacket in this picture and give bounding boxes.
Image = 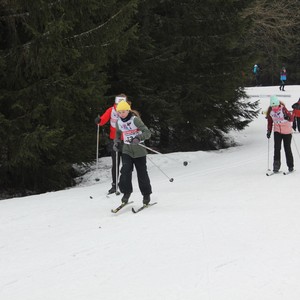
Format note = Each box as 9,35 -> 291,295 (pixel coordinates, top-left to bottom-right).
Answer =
266,95 -> 294,173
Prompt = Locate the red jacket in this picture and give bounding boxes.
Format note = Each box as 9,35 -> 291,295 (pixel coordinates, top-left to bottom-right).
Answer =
292,101 -> 300,117
98,104 -> 119,140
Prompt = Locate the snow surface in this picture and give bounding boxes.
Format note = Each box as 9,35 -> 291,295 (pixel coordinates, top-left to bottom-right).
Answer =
1,86 -> 300,300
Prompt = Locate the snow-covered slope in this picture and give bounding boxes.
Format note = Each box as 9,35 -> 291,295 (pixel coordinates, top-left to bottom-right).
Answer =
1,86 -> 300,300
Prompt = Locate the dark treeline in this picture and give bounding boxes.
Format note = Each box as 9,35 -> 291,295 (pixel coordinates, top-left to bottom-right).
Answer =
0,0 -> 299,196
241,0 -> 300,86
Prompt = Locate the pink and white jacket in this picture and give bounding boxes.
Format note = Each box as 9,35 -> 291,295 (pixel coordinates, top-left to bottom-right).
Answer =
267,105 -> 293,135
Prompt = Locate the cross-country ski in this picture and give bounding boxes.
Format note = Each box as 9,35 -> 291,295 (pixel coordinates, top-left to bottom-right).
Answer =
283,170 -> 296,175
132,202 -> 158,214
266,171 -> 282,176
111,201 -> 134,213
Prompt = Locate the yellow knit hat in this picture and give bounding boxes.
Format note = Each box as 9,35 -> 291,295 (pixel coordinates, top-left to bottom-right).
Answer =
116,100 -> 131,111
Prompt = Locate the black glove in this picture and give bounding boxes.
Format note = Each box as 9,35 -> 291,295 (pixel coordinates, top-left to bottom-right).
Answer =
129,135 -> 141,144
266,131 -> 271,139
283,112 -> 290,121
113,140 -> 122,152
95,116 -> 101,125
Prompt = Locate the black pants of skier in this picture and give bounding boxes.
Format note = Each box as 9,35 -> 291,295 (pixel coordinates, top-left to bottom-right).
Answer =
255,74 -> 260,86
279,80 -> 285,91
293,117 -> 300,132
273,132 -> 293,170
119,153 -> 152,196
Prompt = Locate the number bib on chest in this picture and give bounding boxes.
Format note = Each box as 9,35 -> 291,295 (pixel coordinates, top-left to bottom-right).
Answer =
110,107 -> 119,128
270,109 -> 287,124
117,116 -> 141,144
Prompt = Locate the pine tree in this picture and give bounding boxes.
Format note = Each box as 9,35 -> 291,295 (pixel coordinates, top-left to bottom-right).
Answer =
108,0 -> 258,151
0,0 -> 138,195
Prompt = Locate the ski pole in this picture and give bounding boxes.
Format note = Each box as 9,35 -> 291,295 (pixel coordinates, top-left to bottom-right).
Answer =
94,124 -> 100,182
292,134 -> 300,159
138,143 -> 188,166
115,149 -> 120,195
146,155 -> 174,182
267,138 -> 270,171
96,124 -> 100,169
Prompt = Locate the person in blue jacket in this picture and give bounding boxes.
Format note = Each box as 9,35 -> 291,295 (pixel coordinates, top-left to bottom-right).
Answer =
253,64 -> 260,86
279,67 -> 287,91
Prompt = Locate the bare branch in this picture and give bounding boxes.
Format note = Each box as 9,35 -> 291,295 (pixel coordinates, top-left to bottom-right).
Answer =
67,8 -> 124,41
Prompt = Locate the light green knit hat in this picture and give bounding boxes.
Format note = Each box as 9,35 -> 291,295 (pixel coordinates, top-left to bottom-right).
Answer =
270,95 -> 280,107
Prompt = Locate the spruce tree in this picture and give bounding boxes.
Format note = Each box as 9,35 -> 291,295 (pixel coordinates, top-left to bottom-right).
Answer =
0,0 -> 138,195
108,0 -> 258,151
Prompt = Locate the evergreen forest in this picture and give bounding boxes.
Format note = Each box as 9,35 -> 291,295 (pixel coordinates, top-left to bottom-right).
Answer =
1,0 -> 300,196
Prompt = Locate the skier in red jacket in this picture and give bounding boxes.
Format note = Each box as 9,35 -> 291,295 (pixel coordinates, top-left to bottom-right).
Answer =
95,94 -> 127,194
292,98 -> 300,132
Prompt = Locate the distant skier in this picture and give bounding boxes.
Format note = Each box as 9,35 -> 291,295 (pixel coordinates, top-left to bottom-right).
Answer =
292,98 -> 300,132
266,95 -> 294,173
279,67 -> 287,91
253,64 -> 261,86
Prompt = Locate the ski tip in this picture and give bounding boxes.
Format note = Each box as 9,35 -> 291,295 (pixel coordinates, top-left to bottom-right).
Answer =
266,171 -> 282,176
283,170 -> 295,175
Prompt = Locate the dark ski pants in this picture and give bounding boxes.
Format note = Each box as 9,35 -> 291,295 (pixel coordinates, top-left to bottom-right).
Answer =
119,154 -> 152,196
273,132 -> 293,170
293,117 -> 300,132
279,80 -> 286,91
255,74 -> 260,86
